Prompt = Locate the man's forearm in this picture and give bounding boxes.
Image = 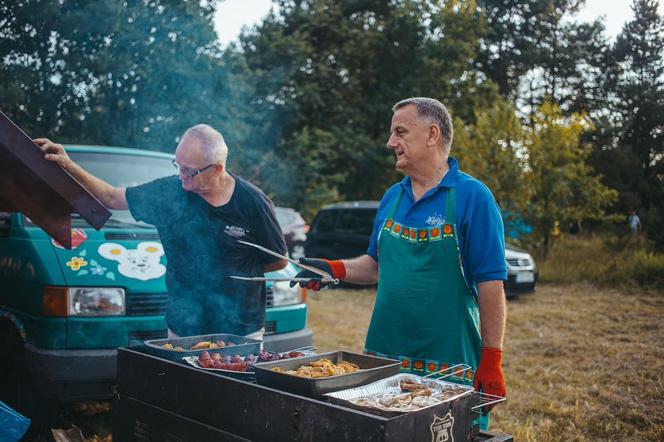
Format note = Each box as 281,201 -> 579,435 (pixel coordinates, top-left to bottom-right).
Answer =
263,258 -> 288,273
67,161 -> 127,210
342,254 -> 379,285
477,280 -> 506,349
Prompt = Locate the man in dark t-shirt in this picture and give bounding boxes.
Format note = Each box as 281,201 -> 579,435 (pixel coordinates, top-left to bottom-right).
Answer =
36,125 -> 287,338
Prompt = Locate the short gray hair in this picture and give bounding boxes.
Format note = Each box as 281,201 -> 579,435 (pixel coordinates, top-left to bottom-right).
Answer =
181,124 -> 228,166
393,97 -> 453,154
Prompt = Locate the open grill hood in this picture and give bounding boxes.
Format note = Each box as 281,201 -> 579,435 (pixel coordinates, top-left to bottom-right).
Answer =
0,111 -> 110,248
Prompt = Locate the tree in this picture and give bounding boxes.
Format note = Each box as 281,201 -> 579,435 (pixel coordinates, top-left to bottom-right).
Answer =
524,102 -> 617,256
452,98 -> 528,227
476,0 -> 611,115
239,0 -> 499,214
590,0 -> 664,249
0,0 -> 264,159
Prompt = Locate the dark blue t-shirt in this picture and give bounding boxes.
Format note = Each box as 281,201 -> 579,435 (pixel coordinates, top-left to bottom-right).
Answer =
125,174 -> 286,336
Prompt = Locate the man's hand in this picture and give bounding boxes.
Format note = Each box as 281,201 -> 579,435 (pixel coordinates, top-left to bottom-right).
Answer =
473,347 -> 506,413
33,138 -> 73,170
289,257 -> 346,291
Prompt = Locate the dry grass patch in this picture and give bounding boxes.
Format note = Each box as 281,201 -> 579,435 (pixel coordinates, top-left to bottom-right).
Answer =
307,284 -> 664,441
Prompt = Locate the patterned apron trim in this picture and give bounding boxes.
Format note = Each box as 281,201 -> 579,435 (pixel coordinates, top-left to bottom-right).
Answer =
365,349 -> 475,383
383,218 -> 454,242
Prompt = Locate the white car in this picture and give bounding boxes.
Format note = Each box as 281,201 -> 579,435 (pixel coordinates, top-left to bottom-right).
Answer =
504,245 -> 538,297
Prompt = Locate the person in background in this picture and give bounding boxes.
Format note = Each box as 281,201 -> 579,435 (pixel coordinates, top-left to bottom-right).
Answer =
628,210 -> 641,235
293,97 -> 507,429
35,125 -> 287,340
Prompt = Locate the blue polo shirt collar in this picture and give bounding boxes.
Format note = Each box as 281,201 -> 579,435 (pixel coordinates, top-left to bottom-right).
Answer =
399,156 -> 459,192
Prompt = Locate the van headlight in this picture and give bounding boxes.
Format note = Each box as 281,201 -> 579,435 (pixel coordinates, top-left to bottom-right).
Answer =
271,281 -> 302,306
68,288 -> 125,316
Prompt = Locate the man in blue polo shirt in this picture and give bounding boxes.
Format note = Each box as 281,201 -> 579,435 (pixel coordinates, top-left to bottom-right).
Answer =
293,97 -> 507,425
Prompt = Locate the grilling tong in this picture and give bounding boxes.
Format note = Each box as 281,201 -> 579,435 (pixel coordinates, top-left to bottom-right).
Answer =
229,240 -> 339,285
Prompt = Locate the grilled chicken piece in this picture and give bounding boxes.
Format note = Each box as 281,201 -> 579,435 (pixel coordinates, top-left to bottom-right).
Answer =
400,380 -> 427,392
410,387 -> 433,397
191,341 -> 212,350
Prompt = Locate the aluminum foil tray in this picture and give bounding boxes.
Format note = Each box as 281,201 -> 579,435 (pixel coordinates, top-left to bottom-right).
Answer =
253,351 -> 401,398
324,373 -> 474,415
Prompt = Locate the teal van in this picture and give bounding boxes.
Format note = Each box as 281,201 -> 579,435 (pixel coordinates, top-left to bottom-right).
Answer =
0,145 -> 312,415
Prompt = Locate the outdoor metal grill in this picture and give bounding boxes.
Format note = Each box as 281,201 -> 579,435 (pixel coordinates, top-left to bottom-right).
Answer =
113,347 -> 512,441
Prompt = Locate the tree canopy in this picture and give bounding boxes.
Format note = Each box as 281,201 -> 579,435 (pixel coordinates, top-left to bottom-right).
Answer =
1,0 -> 662,250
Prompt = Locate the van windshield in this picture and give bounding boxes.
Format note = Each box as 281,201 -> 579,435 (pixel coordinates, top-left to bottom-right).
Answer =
24,151 -> 175,229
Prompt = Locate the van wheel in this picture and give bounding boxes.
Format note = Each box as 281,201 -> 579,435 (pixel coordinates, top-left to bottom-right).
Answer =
0,320 -> 59,441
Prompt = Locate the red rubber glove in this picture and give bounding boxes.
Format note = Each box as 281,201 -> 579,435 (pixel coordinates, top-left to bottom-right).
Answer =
473,347 -> 506,413
289,257 -> 346,291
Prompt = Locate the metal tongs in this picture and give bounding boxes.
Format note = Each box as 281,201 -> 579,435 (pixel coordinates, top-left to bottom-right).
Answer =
229,240 -> 339,285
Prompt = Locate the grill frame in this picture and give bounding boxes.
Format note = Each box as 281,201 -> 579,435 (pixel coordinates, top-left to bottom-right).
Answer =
115,347 -> 483,442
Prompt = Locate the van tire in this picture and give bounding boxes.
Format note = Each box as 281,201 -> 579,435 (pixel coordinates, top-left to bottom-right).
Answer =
0,320 -> 59,441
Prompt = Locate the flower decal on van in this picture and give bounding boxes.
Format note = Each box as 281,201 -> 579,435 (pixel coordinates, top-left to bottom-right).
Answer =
66,256 -> 88,271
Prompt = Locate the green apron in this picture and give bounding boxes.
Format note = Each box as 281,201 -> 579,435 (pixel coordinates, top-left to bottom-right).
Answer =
364,187 -> 490,428
365,187 -> 482,375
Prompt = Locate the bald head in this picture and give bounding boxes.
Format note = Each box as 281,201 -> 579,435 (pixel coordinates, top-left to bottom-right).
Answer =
180,124 -> 228,166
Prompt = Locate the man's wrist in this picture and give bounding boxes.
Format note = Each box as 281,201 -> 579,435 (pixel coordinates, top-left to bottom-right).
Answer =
480,347 -> 503,365
323,259 -> 347,280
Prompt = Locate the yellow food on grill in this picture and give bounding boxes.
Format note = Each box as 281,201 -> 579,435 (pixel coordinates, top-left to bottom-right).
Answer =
190,341 -> 213,350
271,358 -> 360,378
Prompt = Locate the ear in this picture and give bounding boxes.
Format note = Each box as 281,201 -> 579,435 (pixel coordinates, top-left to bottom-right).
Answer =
98,243 -> 127,261
138,241 -> 164,257
214,163 -> 224,176
427,123 -> 441,148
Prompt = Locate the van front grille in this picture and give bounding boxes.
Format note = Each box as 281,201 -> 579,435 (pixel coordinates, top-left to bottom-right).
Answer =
507,258 -> 531,267
126,292 -> 168,316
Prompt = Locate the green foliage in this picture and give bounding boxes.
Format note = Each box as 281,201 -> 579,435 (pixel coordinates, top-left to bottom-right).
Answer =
454,100 -> 616,255
453,98 -> 528,226
240,0 -> 500,213
589,0 -> 664,250
0,0 -> 658,257
477,0 -> 610,114
0,0 -> 271,165
524,102 -> 617,255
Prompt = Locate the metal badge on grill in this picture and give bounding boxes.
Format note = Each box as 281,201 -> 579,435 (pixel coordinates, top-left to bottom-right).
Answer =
430,412 -> 454,442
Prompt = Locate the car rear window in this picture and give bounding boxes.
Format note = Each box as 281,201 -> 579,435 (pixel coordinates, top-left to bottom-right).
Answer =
336,209 -> 376,236
313,210 -> 339,233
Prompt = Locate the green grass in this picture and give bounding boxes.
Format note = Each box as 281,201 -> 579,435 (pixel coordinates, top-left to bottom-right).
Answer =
308,284 -> 664,441
538,234 -> 664,289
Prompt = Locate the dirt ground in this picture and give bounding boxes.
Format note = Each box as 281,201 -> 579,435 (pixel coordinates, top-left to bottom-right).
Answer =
53,283 -> 663,441
307,283 -> 664,441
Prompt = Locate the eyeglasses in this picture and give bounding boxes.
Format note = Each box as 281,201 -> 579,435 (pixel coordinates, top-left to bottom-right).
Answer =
172,159 -> 217,178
